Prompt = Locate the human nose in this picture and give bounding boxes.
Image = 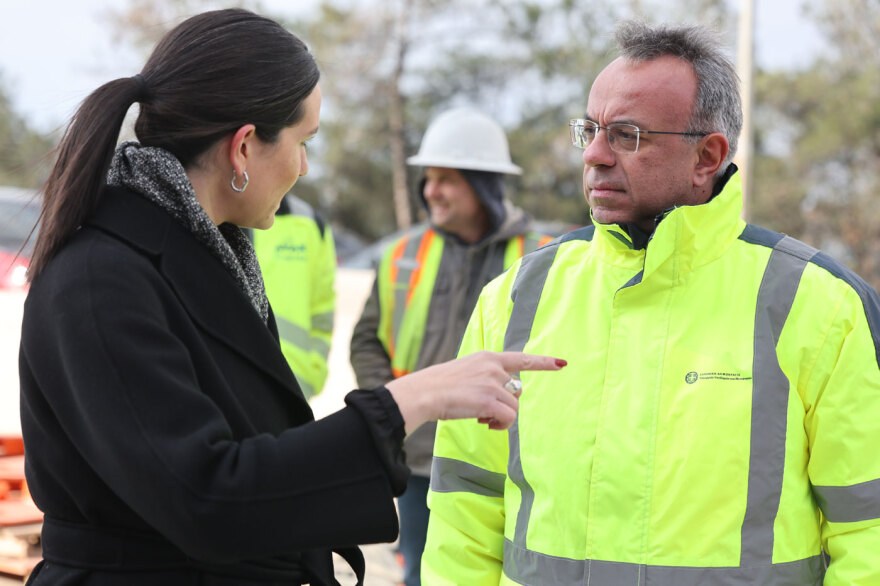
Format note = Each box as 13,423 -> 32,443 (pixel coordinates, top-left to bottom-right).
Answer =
582,127 -> 615,168
299,151 -> 309,177
423,179 -> 439,199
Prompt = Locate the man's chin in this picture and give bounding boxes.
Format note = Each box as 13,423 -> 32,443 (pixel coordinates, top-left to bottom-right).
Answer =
430,214 -> 451,229
590,209 -> 626,226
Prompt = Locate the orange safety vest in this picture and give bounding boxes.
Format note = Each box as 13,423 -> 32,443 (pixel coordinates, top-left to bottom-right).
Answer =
376,226 -> 552,378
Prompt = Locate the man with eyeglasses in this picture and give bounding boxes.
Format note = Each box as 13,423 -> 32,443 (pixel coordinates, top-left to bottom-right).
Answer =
423,19 -> 880,585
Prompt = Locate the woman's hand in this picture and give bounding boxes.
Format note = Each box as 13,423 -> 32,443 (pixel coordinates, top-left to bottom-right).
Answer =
385,351 -> 566,434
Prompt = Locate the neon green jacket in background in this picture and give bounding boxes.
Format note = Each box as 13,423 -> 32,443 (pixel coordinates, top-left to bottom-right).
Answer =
253,195 -> 336,399
423,171 -> 880,585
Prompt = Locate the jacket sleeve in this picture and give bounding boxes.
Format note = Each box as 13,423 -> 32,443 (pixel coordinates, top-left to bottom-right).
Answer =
802,283 -> 880,585
306,222 -> 336,396
422,292 -> 509,585
350,275 -> 395,388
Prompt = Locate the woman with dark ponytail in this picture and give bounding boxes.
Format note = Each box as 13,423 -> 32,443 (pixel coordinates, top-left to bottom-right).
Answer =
20,9 -> 563,586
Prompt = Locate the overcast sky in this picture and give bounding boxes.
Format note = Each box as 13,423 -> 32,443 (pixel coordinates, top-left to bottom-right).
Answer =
1,0 -> 826,134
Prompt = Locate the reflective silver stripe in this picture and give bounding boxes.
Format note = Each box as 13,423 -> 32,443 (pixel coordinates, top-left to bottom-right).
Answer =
504,539 -> 824,586
430,456 -> 505,497
505,244 -> 558,353
276,317 -> 321,398
507,417 -> 530,545
742,236 -> 814,565
275,316 -> 331,358
503,244 -> 560,547
312,311 -> 334,333
813,477 -> 880,523
276,315 -> 311,349
522,234 -> 545,254
391,228 -> 428,347
310,336 -> 331,359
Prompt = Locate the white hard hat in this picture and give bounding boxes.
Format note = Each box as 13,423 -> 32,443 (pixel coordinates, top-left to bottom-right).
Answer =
407,107 -> 522,175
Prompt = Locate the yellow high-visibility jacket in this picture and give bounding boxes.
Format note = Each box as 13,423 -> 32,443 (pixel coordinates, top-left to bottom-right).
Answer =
253,195 -> 336,399
423,172 -> 880,585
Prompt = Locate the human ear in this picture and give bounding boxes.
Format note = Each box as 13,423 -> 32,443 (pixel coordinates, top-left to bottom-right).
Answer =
228,124 -> 257,175
693,133 -> 729,188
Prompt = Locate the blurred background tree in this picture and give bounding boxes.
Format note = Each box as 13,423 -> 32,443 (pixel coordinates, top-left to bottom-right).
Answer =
3,0 -> 879,289
97,0 -> 736,241
0,78 -> 54,188
750,0 -> 880,286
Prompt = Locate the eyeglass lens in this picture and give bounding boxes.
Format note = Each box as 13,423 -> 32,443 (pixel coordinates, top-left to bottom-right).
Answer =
571,121 -> 640,154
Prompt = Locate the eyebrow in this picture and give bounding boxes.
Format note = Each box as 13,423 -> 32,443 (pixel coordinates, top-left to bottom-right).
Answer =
305,125 -> 319,136
584,116 -> 642,127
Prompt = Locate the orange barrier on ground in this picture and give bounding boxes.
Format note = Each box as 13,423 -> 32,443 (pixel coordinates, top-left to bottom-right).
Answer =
0,438 -> 24,458
0,436 -> 42,582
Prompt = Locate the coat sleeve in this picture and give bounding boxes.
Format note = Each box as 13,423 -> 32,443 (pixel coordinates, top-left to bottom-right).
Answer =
802,283 -> 880,585
20,239 -> 401,563
350,275 -> 395,388
422,292 -> 509,585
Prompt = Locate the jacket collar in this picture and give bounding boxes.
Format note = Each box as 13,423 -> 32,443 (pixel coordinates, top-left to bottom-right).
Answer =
592,168 -> 746,282
88,187 -> 308,406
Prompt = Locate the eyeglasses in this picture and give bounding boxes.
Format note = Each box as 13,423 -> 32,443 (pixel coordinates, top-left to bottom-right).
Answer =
569,118 -> 708,154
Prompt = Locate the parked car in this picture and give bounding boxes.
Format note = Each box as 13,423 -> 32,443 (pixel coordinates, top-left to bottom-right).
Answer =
0,187 -> 40,290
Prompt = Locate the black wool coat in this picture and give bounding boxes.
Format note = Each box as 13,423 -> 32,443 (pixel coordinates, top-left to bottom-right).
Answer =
19,187 -> 407,585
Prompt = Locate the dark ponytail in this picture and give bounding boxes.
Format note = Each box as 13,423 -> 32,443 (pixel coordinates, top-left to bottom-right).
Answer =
28,78 -> 142,279
29,9 -> 320,280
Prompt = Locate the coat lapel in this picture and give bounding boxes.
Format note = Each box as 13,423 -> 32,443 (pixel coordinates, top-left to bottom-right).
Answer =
89,187 -> 309,407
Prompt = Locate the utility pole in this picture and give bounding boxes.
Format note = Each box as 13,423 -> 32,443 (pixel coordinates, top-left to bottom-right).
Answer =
736,0 -> 755,220
389,0 -> 413,230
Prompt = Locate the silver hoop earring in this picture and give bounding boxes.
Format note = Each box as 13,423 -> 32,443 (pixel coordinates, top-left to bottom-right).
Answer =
231,170 -> 249,193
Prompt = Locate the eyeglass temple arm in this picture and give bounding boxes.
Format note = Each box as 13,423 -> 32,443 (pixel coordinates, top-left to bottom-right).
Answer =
638,130 -> 708,136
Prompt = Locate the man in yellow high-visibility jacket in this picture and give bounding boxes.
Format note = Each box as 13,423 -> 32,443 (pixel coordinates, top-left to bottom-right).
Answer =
351,107 -> 551,586
423,20 -> 880,585
253,194 -> 335,399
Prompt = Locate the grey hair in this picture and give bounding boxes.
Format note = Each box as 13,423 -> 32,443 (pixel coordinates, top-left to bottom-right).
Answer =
614,20 -> 743,172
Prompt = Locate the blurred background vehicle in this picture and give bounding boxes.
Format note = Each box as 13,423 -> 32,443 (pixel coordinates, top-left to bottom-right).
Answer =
0,187 -> 41,584
0,187 -> 40,291
0,187 -> 37,437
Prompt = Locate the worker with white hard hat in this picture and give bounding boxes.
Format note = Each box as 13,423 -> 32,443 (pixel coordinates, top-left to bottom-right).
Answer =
350,106 -> 551,586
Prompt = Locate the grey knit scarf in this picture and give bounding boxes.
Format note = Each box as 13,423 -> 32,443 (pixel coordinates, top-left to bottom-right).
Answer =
107,141 -> 269,322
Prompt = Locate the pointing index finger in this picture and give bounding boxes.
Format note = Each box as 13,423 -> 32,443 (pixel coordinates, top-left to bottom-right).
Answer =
498,351 -> 567,374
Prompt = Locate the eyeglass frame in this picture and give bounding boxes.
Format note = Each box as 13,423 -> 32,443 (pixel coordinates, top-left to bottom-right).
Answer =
569,118 -> 709,154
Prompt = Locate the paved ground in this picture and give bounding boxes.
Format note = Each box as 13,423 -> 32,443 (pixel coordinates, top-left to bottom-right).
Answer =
318,268 -> 403,585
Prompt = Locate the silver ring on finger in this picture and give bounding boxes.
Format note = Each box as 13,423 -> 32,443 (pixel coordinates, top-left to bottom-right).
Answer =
503,377 -> 523,394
